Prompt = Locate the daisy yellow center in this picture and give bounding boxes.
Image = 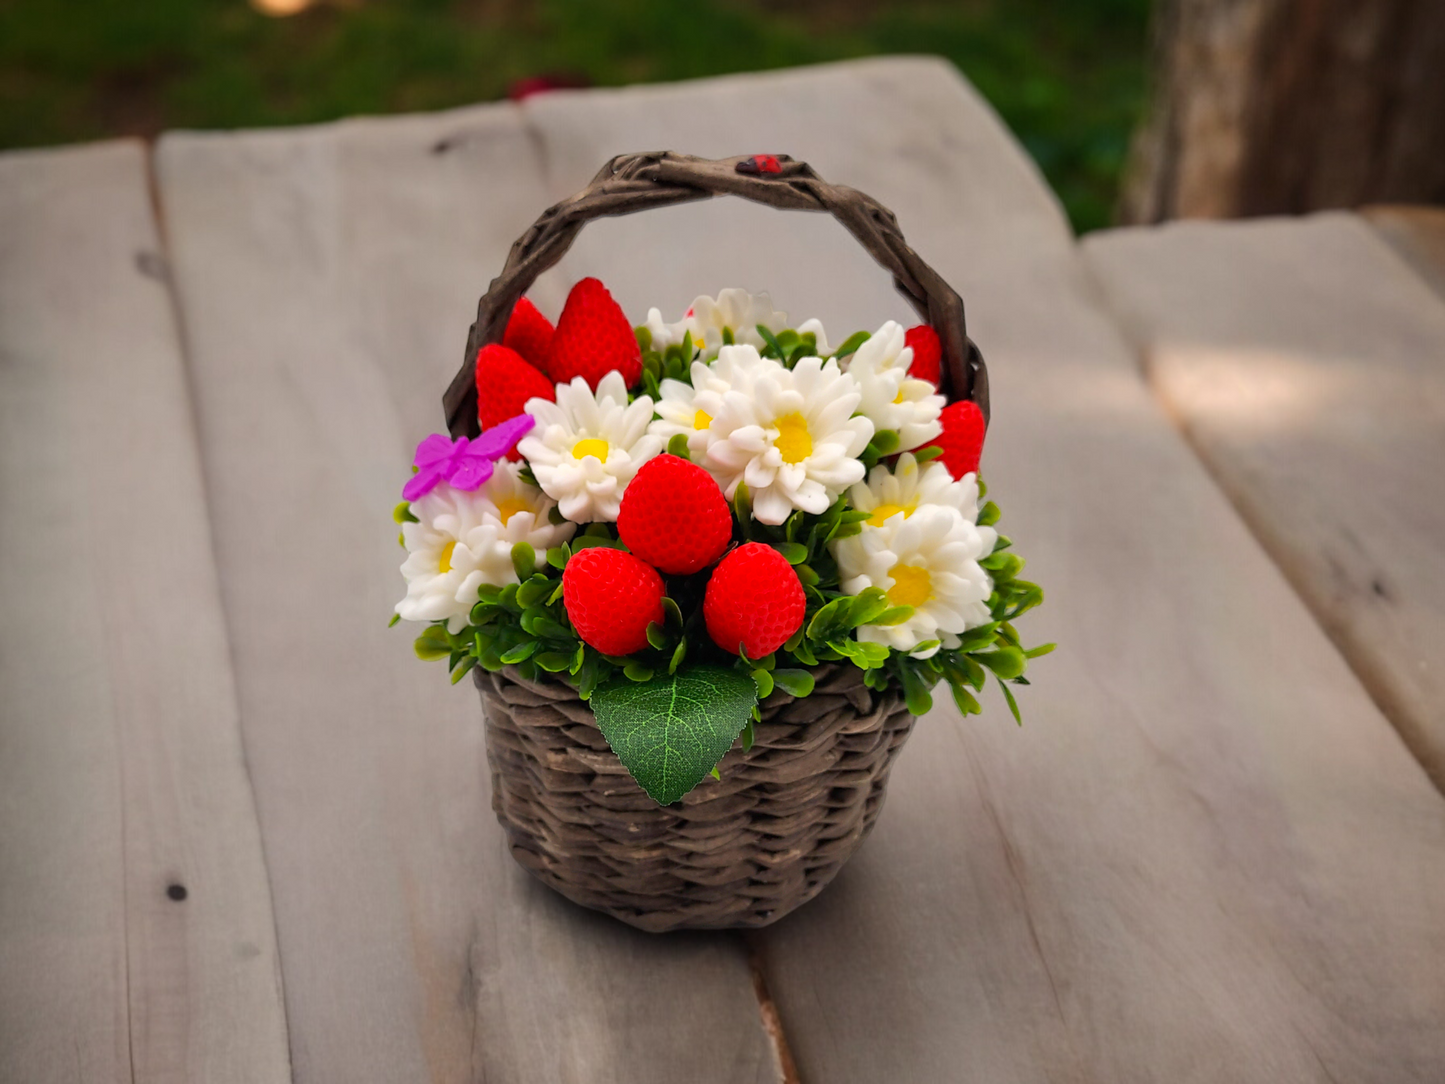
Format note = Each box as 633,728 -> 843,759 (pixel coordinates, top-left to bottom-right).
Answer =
693,409 -> 712,430
437,540 -> 457,575
572,438 -> 610,461
893,389 -> 906,404
773,412 -> 813,464
868,502 -> 913,527
887,563 -> 931,608
494,497 -> 531,525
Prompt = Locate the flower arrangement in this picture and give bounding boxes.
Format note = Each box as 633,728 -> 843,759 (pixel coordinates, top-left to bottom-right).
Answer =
394,279 -> 1050,806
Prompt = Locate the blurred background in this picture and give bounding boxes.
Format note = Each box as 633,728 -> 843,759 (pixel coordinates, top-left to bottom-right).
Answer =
1,0 -> 1440,236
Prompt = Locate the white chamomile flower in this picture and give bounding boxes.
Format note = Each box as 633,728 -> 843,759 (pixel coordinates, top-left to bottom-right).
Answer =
796,317 -> 831,357
683,289 -> 789,359
846,452 -> 990,531
518,371 -> 663,523
643,306 -> 690,352
832,503 -> 995,658
846,320 -> 945,451
703,346 -> 874,526
647,345 -> 771,460
396,467 -> 576,632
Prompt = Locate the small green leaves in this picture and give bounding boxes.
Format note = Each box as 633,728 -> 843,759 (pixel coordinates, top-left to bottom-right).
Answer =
414,624 -> 452,661
830,330 -> 870,359
997,676 -> 1023,725
388,612 -> 401,628
977,646 -> 1026,680
771,669 -> 814,697
511,541 -> 536,580
591,664 -> 759,805
666,433 -> 692,460
751,668 -> 774,699
774,541 -> 808,565
393,501 -> 419,524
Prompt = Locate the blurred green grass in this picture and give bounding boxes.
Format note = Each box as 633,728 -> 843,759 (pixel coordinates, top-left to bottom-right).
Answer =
0,0 -> 1151,232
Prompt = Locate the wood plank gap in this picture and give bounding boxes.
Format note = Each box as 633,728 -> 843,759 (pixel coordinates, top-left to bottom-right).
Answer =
743,933 -> 801,1084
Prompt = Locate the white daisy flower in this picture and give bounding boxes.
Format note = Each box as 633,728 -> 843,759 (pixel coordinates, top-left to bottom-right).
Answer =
832,503 -> 995,659
796,317 -> 831,357
846,452 -> 992,532
396,467 -> 576,632
845,320 -> 945,451
702,346 -> 874,526
643,306 -> 690,352
518,371 -> 663,523
647,345 -> 771,461
681,289 -> 789,359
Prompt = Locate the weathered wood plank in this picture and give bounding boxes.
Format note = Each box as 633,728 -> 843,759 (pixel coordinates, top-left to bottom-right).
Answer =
154,109 -> 778,1084
1083,212 -> 1445,793
0,142 -> 290,1083
1364,204 -> 1445,304
523,59 -> 1445,1081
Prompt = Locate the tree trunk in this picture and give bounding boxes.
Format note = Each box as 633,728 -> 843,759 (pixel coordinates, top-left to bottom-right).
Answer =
1120,0 -> 1445,223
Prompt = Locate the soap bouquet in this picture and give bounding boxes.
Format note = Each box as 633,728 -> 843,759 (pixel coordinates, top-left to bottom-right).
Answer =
393,279 -> 1049,805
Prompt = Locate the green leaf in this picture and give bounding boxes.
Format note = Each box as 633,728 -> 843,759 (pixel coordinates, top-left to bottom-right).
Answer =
534,651 -> 574,673
869,429 -> 901,456
634,325 -> 653,352
387,612 -> 401,628
546,544 -> 571,570
511,542 -> 536,580
393,501 -> 419,524
1024,642 -> 1057,659
741,719 -> 755,752
709,766 -> 722,780
771,668 -> 815,697
646,621 -> 668,650
948,677 -> 982,715
414,625 -> 451,661
830,330 -> 870,359
623,661 -> 655,682
668,639 -> 687,674
590,664 -> 759,805
913,444 -> 944,465
450,655 -> 479,684
774,541 -> 808,565
515,574 -> 553,608
997,676 -> 1023,725
751,668 -> 774,699
756,324 -> 784,359
666,433 -> 692,460
978,501 -> 1001,527
899,665 -> 934,716
499,640 -> 539,665
872,605 -> 914,627
977,646 -> 1026,680
732,481 -> 752,532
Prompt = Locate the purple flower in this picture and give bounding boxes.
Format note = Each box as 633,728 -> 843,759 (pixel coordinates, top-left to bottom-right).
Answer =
401,414 -> 535,502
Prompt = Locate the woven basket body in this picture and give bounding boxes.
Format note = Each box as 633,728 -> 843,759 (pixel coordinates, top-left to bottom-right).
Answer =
477,664 -> 914,931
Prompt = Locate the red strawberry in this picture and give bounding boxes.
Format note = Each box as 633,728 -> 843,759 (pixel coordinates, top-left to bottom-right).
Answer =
563,547 -> 665,656
475,344 -> 553,460
545,277 -> 642,390
905,324 -> 942,387
704,543 -> 806,658
923,400 -> 986,478
616,455 -> 732,575
503,296 -> 555,372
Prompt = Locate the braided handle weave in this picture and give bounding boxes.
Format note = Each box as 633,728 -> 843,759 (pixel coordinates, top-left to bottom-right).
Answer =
443,151 -> 989,438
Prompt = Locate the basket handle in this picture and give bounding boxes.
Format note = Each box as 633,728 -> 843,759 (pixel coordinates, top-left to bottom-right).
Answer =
444,151 -> 989,438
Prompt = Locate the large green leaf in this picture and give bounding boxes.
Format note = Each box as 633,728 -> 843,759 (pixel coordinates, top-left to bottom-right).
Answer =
590,664 -> 758,805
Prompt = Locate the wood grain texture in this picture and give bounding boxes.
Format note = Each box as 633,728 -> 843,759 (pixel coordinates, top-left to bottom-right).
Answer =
1083,212 -> 1445,793
0,142 -> 290,1083
522,59 -> 1445,1081
154,109 -> 778,1083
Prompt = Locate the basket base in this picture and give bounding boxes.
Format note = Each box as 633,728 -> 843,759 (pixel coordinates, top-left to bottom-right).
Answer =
477,664 -> 915,932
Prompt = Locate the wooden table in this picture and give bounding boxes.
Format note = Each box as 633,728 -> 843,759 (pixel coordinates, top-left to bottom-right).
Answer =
3,58 -> 1443,1083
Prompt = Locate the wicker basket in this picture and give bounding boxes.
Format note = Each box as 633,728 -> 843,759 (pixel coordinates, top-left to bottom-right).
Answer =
443,152 -> 989,932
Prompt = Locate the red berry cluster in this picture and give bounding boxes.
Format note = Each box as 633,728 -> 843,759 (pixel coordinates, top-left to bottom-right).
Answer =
562,455 -> 806,663
475,277 -> 642,433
